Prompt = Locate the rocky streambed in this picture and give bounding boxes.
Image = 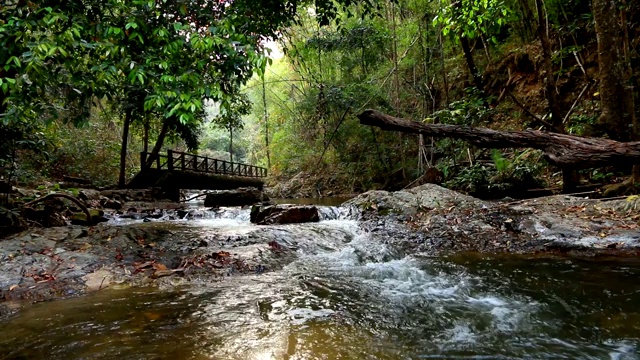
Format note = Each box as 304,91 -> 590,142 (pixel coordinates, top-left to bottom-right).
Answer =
1,184 -> 639,316
350,184 -> 640,256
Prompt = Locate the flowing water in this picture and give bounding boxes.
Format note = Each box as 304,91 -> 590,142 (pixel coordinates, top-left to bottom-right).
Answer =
0,206 -> 639,359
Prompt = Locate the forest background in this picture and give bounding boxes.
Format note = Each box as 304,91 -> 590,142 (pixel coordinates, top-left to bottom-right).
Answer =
1,0 -> 638,199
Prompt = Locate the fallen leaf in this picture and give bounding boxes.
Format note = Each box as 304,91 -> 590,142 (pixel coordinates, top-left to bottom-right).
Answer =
9,285 -> 19,291
152,262 -> 168,271
212,251 -> 230,258
144,312 -> 162,321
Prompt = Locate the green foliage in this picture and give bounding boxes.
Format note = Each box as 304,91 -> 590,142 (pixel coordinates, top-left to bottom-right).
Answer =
210,93 -> 252,132
433,0 -> 515,41
566,100 -> 599,135
491,149 -> 510,173
445,164 -> 493,194
427,89 -> 493,126
1,0 -> 627,195
445,150 -> 546,198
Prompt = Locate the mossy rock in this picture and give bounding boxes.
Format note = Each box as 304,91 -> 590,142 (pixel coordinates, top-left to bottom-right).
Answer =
601,178 -> 640,198
70,209 -> 107,225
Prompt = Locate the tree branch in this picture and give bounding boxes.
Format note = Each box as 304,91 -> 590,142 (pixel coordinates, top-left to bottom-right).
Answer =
24,193 -> 93,226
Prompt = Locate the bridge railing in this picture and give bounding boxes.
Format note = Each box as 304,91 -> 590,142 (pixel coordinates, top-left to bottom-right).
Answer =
141,151 -> 267,178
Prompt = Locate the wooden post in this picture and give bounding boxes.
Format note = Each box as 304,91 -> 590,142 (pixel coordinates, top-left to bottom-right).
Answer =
214,159 -> 218,173
204,157 -> 208,173
167,150 -> 174,171
192,155 -> 197,171
156,154 -> 161,169
180,153 -> 185,171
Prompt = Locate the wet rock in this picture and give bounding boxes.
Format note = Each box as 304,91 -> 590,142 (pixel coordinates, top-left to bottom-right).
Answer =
82,269 -> 114,291
35,227 -> 69,242
101,198 -> 122,210
78,189 -> 101,202
204,187 -> 267,208
250,205 -> 320,225
67,227 -> 88,240
346,183 -> 486,216
70,209 -> 108,225
70,213 -> 88,225
349,184 -> 640,256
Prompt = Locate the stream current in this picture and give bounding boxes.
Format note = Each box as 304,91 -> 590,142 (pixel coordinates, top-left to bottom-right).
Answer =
0,204 -> 639,359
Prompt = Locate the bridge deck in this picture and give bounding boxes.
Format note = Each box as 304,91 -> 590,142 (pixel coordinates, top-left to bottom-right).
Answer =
127,151 -> 267,196
141,150 -> 267,177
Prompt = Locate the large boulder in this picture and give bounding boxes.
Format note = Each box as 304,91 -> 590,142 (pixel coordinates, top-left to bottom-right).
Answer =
250,204 -> 319,225
345,183 -> 486,216
204,188 -> 267,207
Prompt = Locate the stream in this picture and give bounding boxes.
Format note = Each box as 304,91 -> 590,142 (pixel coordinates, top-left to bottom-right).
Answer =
0,203 -> 639,359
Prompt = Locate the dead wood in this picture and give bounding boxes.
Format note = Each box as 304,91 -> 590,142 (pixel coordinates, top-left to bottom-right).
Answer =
357,109 -> 640,169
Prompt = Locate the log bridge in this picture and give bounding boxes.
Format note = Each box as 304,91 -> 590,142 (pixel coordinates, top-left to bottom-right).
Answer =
127,150 -> 267,201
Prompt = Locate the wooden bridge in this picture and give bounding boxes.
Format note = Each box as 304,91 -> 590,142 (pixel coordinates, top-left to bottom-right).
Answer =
127,150 -> 267,200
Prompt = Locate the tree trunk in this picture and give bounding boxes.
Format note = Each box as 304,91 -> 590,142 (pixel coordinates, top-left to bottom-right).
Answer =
229,126 -> 234,164
535,0 -> 577,192
535,0 -> 563,131
449,0 -> 483,92
262,76 -> 270,169
118,108 -> 133,188
459,36 -> 484,91
357,109 -> 640,169
438,30 -> 449,107
143,116 -> 150,153
145,120 -> 169,168
592,0 -> 635,142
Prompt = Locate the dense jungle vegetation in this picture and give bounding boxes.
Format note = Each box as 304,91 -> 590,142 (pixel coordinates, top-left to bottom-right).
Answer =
1,0 -> 639,199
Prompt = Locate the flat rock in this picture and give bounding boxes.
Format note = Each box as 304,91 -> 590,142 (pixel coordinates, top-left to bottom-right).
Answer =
82,269 -> 114,291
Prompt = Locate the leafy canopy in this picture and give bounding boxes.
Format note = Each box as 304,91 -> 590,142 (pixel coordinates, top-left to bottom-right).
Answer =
433,0 -> 514,42
0,0 -> 362,131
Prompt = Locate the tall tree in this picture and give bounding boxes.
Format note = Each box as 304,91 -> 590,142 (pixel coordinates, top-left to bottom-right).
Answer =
534,0 -> 563,131
1,0 -> 362,186
592,0 -> 636,142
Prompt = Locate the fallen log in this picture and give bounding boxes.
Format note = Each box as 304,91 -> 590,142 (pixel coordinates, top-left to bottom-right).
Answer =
357,109 -> 640,169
